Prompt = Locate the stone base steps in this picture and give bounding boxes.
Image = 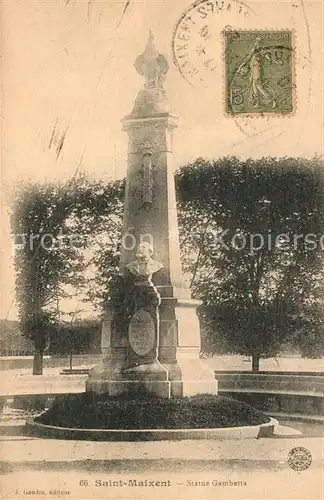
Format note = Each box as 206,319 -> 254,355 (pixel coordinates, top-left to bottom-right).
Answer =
265,411 -> 324,424
0,418 -> 309,441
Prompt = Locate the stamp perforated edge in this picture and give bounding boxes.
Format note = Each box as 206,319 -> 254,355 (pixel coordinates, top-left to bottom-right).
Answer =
221,28 -> 297,119
171,1 -> 298,120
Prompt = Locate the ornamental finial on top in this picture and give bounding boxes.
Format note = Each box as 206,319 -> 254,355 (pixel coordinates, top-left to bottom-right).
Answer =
134,30 -> 169,89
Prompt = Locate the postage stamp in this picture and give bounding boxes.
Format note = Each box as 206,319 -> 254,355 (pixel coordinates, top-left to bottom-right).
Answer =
225,30 -> 294,115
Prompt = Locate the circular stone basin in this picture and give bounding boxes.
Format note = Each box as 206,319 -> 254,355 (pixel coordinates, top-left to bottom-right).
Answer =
25,418 -> 277,441
25,393 -> 277,441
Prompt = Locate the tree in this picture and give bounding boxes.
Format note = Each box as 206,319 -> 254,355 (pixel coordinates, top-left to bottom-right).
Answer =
11,157 -> 324,374
10,180 -> 84,374
288,270 -> 324,358
176,156 -> 324,370
76,177 -> 124,312
10,175 -> 124,373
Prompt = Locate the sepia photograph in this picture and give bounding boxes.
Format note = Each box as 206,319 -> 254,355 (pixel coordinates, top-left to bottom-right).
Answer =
0,0 -> 323,499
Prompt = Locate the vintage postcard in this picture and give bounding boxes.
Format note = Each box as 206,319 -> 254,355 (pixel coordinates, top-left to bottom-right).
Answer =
1,0 -> 323,499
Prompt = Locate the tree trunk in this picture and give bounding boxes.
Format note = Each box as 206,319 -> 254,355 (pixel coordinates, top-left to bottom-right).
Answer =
252,354 -> 260,372
69,350 -> 73,371
33,348 -> 44,375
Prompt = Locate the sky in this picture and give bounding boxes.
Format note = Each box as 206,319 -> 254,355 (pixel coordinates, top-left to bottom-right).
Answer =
1,0 -> 323,320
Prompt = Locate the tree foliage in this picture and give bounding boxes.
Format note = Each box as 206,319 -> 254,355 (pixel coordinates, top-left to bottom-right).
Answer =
10,156 -> 324,373
10,175 -> 123,373
11,180 -> 82,373
176,156 -> 324,367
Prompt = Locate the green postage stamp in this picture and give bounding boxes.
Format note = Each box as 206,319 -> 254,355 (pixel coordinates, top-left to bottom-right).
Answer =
225,30 -> 293,115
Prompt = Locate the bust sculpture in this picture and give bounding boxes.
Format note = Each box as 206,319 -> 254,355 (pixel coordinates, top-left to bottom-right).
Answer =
125,241 -> 163,280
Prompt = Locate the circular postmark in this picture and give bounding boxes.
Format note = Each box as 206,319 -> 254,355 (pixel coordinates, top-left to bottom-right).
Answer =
287,447 -> 312,472
172,0 -> 254,87
172,0 -> 313,147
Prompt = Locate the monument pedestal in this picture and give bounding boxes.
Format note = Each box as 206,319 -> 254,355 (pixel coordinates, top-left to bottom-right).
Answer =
158,296 -> 217,397
86,294 -> 217,398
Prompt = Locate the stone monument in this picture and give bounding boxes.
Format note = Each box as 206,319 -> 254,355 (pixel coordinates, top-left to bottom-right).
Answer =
86,31 -> 217,397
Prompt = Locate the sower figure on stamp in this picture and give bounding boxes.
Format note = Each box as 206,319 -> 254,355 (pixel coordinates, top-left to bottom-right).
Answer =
237,36 -> 277,109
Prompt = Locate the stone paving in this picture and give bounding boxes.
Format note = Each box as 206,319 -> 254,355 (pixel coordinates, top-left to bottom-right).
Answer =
1,433 -> 323,464
0,357 -> 323,499
1,373 -> 86,397
0,433 -> 323,500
